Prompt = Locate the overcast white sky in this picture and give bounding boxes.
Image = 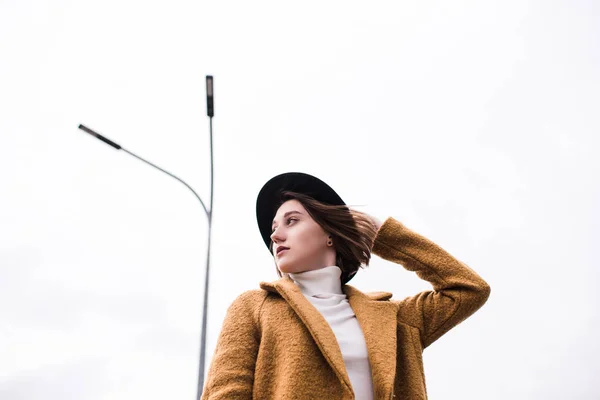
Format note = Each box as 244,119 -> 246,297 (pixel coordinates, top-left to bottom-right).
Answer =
1,0 -> 599,399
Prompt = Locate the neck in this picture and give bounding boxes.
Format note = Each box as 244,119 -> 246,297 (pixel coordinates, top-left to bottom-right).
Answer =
288,265 -> 343,296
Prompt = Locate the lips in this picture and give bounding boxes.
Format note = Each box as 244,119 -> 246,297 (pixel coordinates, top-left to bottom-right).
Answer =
276,247 -> 289,255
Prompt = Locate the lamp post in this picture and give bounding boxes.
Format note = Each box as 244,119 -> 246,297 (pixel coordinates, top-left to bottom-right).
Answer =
197,75 -> 214,399
78,75 -> 215,400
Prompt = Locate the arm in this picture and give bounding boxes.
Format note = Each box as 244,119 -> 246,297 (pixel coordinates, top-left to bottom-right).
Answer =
371,217 -> 491,349
201,290 -> 265,399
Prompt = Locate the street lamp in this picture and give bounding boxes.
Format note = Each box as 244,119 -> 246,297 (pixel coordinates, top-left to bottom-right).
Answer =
78,75 -> 215,400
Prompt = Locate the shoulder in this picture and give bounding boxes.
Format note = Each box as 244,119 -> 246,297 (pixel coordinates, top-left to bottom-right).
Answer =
223,290 -> 269,328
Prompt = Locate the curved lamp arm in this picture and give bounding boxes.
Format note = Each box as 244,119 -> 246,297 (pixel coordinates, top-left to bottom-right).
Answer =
78,124 -> 210,218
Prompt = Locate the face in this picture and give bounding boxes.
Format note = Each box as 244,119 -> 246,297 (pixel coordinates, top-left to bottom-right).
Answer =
270,199 -> 336,274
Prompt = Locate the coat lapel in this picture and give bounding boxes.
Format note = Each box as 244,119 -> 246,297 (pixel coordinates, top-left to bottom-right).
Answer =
261,276 -> 354,394
345,285 -> 398,399
260,277 -> 398,399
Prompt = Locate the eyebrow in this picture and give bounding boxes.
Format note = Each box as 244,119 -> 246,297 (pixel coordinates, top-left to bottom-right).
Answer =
272,210 -> 303,228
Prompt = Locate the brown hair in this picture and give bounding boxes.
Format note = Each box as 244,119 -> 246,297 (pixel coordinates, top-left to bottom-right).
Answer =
269,190 -> 379,283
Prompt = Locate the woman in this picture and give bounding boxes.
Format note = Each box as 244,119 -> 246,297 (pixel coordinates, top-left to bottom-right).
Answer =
201,172 -> 491,400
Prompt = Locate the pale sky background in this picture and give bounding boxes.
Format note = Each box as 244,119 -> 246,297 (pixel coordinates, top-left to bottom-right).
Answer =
1,0 -> 599,399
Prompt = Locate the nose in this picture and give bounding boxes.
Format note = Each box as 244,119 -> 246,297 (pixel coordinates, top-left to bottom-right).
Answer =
270,227 -> 284,244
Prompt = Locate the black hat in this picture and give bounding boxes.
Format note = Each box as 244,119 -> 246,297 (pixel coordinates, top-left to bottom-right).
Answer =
256,172 -> 357,284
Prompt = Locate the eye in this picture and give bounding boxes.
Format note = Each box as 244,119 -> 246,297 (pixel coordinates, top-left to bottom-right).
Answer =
271,217 -> 298,233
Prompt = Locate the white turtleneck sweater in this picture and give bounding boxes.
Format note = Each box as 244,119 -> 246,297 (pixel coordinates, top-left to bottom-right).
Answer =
288,266 -> 374,400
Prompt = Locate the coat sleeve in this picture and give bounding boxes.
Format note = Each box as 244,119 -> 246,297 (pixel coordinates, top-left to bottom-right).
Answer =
371,217 -> 491,349
201,290 -> 265,400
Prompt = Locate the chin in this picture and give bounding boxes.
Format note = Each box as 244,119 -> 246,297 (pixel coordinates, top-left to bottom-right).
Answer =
278,264 -> 291,274
278,262 -> 297,274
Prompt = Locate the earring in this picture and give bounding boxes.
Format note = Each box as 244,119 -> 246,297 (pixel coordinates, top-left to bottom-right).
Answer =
327,238 -> 333,246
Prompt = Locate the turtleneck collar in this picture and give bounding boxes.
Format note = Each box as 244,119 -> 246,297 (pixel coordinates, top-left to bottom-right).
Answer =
288,265 -> 344,297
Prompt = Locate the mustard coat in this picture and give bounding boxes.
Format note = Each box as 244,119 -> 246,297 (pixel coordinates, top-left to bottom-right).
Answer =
201,217 -> 491,399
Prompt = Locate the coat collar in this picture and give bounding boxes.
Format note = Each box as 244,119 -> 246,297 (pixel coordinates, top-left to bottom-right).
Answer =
259,276 -> 397,399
